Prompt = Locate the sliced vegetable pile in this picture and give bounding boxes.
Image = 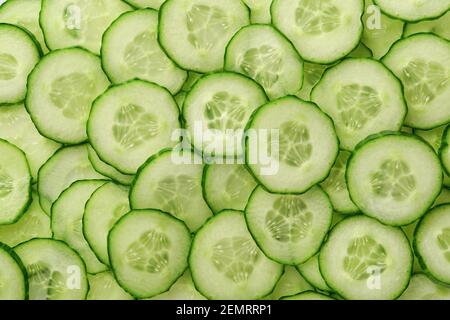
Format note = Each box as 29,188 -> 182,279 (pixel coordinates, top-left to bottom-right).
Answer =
0,0 -> 449,300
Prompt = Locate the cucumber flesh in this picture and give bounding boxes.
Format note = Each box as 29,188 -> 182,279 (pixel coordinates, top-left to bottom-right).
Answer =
404,11 -> 450,41
262,266 -> 314,300
87,271 -> 134,300
149,270 -> 207,300
399,273 -> 450,300
297,253 -> 332,292
373,0 -> 450,22
0,242 -> 28,300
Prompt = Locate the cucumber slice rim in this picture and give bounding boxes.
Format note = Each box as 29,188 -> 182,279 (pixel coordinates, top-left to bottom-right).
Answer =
373,0 -> 450,23
439,124 -> 450,177
107,208 -> 191,299
0,241 -> 29,300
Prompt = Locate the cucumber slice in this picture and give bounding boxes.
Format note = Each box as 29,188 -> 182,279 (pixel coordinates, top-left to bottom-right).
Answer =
108,209 -> 191,298
87,271 -> 134,300
0,242 -> 28,300
281,291 -> 334,300
190,210 -> 283,299
245,96 -> 339,194
312,59 -> 406,150
0,139 -> 31,225
296,62 -> 330,100
52,180 -> 108,274
101,9 -> 187,94
320,151 -> 359,214
404,11 -> 450,41
183,72 -> 268,158
0,191 -> 51,247
414,204 -> 450,284
242,0 -> 272,23
150,270 -> 207,300
361,0 -> 404,59
40,0 -> 132,54
26,48 -> 110,144
15,238 -> 88,300
130,149 -> 213,232
124,0 -> 166,9
439,125 -> 450,177
382,34 -> 450,129
399,273 -> 450,300
87,145 -> 134,186
202,164 -> 257,213
37,144 -> 106,215
347,133 -> 442,226
402,220 -> 422,273
271,0 -> 364,64
158,0 -> 250,72
263,266 -> 313,300
88,80 -> 180,175
0,104 -> 60,181
373,0 -> 450,22
224,24 -> 304,100
297,253 -> 333,292
84,182 -> 130,265
0,23 -> 40,104
0,0 -> 48,52
319,215 -> 413,300
245,186 -> 333,264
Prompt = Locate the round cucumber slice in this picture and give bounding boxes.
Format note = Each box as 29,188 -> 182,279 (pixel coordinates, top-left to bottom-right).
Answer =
183,72 -> 268,158
202,164 -> 257,213
0,139 -> 31,225
87,271 -> 134,300
224,24 -> 304,100
84,182 -> 130,266
399,273 -> 450,300
404,11 -> 450,41
382,34 -> 450,129
312,58 -> 406,150
158,0 -> 250,72
373,0 -> 450,22
40,0 -> 132,54
271,0 -> 364,64
26,48 -> 110,144
0,242 -> 28,300
281,291 -> 334,300
15,238 -> 88,300
0,191 -> 51,247
0,0 -> 48,52
52,180 -> 108,274
190,210 -> 283,300
87,145 -> 134,186
414,204 -> 450,285
245,186 -> 333,265
88,80 -> 180,175
0,23 -> 40,104
124,0 -> 166,9
245,96 -> 339,194
347,133 -> 442,226
319,215 -> 413,300
130,149 -> 213,232
109,209 -> 191,299
150,270 -> 207,300
361,0 -> 404,59
320,151 -> 359,214
101,9 -> 187,94
0,104 -> 60,181
37,144 -> 106,215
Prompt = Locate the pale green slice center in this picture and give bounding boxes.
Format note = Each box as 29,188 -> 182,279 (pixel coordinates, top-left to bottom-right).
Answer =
240,45 -> 282,89
124,32 -> 171,75
401,59 -> 448,108
204,91 -> 246,131
273,121 -> 312,167
224,166 -> 254,202
186,4 -> 229,50
27,263 -> 65,300
112,104 -> 159,150
343,236 -> 387,280
337,84 -> 382,131
126,229 -> 170,273
0,53 -> 18,81
265,196 -> 312,243
296,0 -> 341,35
50,72 -> 95,121
437,227 -> 450,263
212,236 -> 259,283
0,168 -> 13,198
371,159 -> 416,201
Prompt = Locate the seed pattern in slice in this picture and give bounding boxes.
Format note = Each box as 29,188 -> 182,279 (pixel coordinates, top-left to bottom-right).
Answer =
295,0 -> 341,35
